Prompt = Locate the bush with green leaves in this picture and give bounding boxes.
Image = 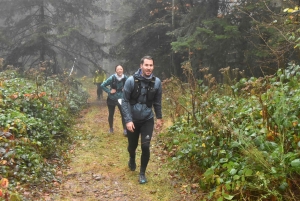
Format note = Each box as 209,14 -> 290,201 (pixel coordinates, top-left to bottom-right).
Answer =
161,63 -> 300,200
0,69 -> 89,198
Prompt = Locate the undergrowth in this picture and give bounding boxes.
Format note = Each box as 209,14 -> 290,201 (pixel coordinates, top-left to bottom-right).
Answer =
160,62 -> 300,200
0,62 -> 89,200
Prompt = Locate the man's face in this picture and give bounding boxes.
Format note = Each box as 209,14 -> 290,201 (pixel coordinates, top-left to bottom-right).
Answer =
140,59 -> 154,77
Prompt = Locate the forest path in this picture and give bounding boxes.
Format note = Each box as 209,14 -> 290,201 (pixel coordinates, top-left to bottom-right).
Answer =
48,80 -> 196,201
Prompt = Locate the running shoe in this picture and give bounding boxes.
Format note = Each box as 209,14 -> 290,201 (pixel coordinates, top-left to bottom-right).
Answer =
139,174 -> 147,184
128,159 -> 136,171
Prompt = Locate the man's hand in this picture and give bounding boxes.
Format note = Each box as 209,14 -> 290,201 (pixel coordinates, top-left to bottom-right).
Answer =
110,89 -> 116,94
126,122 -> 135,132
155,119 -> 163,132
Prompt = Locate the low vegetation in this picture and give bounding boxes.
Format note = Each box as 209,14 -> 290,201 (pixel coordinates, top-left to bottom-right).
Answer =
0,62 -> 89,200
161,62 -> 300,200
2,60 -> 300,200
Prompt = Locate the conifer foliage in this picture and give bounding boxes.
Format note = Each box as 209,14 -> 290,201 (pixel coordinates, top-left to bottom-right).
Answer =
0,0 -> 107,74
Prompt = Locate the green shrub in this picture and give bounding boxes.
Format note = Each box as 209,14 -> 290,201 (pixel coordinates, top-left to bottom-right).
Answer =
161,63 -> 300,200
0,69 -> 89,198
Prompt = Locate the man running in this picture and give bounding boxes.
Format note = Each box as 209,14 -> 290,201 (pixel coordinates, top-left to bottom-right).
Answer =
121,56 -> 163,184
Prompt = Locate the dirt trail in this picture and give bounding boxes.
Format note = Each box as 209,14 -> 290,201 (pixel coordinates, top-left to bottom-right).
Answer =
48,82 -> 192,201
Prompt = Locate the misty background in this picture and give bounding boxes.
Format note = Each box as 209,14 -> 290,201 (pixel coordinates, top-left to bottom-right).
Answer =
0,0 -> 299,81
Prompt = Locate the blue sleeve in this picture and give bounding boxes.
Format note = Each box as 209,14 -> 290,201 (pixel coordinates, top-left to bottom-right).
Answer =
121,76 -> 134,123
153,78 -> 162,119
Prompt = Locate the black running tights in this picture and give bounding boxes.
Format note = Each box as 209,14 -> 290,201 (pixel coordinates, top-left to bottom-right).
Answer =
127,118 -> 154,174
107,104 -> 126,129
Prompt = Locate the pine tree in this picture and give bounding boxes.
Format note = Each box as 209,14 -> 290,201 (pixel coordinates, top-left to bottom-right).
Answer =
0,0 -> 108,74
110,0 -> 174,77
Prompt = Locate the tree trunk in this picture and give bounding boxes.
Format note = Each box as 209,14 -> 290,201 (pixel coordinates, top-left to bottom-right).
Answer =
270,0 -> 282,7
103,0 -> 111,71
208,0 -> 219,17
39,0 -> 46,62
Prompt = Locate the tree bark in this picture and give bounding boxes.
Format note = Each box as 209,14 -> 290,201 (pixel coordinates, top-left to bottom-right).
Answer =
103,0 -> 111,71
39,0 -> 46,62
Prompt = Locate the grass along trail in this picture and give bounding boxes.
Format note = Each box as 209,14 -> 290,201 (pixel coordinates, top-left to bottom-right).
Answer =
49,79 -> 193,201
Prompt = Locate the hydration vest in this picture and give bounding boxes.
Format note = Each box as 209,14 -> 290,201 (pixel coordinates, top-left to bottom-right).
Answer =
129,77 -> 156,108
111,75 -> 126,92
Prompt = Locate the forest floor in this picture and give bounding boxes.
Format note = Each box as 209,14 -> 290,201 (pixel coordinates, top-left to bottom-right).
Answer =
43,79 -> 200,201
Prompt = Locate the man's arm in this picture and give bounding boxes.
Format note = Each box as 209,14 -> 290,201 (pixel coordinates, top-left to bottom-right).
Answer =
121,77 -> 134,123
102,72 -> 106,82
153,78 -> 162,119
153,78 -> 163,131
93,73 -> 97,84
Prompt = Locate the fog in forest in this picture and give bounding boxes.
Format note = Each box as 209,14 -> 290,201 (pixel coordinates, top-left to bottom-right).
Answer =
0,0 -> 299,80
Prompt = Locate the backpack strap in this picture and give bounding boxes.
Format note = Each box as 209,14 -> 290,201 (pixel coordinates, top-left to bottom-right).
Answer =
111,75 -> 117,89
111,75 -> 126,91
129,76 -> 156,107
129,77 -> 141,105
146,77 -> 156,107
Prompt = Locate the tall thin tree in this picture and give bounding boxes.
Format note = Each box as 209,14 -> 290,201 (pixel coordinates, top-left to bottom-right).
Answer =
0,0 -> 109,74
